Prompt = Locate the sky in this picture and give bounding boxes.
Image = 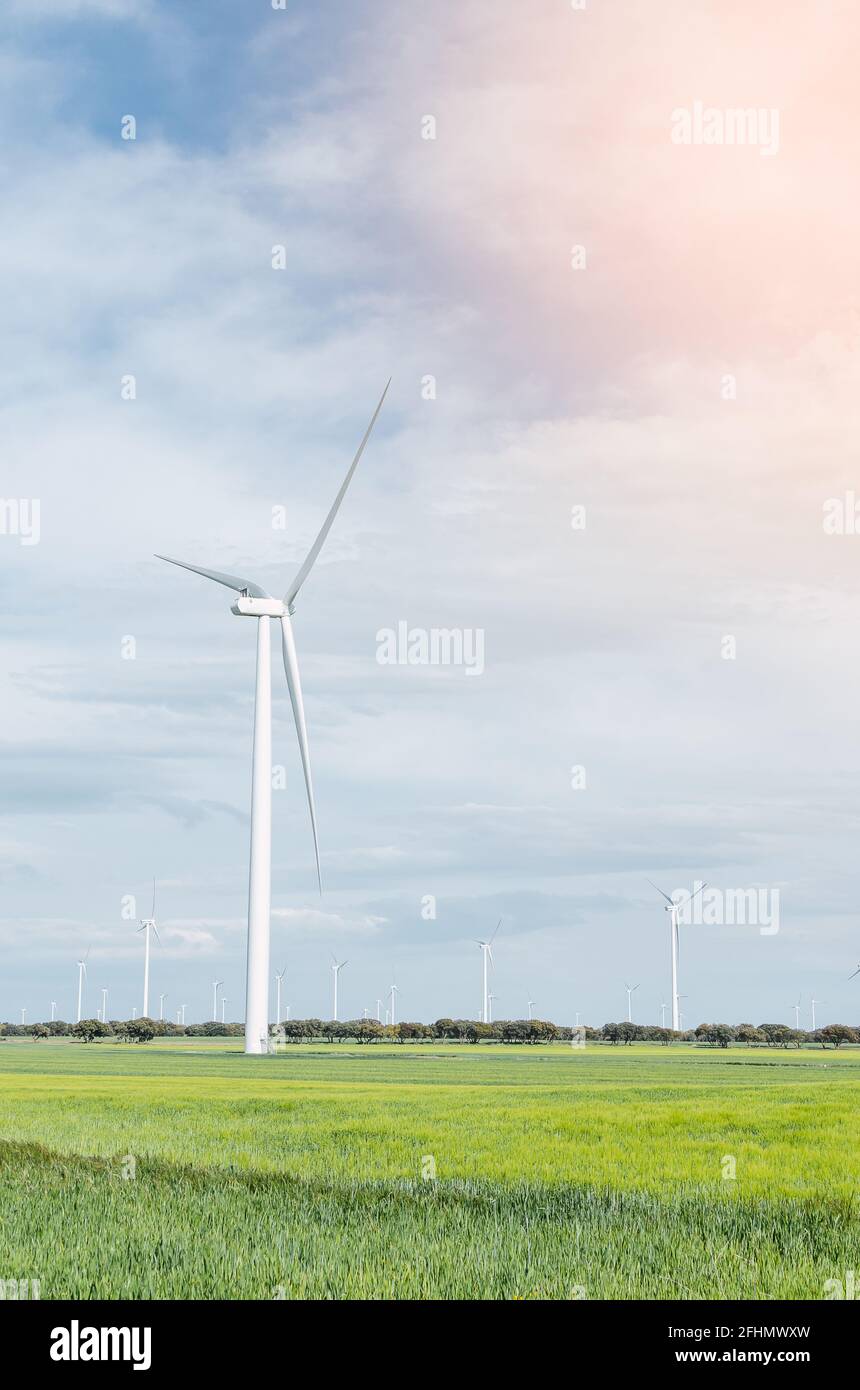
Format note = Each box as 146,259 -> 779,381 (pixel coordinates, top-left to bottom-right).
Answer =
2,0 -> 860,1029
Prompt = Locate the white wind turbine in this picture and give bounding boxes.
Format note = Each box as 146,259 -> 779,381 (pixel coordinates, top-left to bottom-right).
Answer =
624,981 -> 639,1023
475,920 -> 501,1024
75,948 -> 90,1024
50,1001 -> 57,1022
331,956 -> 348,1022
487,992 -> 498,1023
527,997 -> 535,1020
792,995 -> 802,1028
137,879 -> 160,1019
101,987 -> 108,1022
212,979 -> 223,1022
221,997 -> 228,1024
159,992 -> 167,1021
157,383 -> 390,1055
376,999 -> 383,1021
274,966 -> 286,1024
389,980 -> 399,1026
648,880 -> 707,1031
811,998 -> 824,1030
660,1001 -> 668,1028
20,1007 -> 26,1025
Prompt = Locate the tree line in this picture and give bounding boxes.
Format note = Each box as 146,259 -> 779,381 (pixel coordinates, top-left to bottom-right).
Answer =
1,1017 -> 857,1047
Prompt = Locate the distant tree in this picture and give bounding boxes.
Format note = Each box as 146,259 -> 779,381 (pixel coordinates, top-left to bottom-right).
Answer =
759,1023 -> 794,1049
72,1019 -> 112,1043
125,1018 -> 155,1044
31,1024 -> 50,1040
818,1024 -> 858,1049
735,1024 -> 766,1046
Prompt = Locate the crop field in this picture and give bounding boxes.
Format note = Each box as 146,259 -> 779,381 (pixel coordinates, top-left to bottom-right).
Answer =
0,1040 -> 857,1300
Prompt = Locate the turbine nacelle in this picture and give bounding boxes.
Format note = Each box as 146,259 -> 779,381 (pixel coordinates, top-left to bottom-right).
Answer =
231,596 -> 288,619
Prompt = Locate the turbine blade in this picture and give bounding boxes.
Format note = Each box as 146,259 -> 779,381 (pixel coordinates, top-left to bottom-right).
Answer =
646,878 -> 675,905
156,555 -> 270,599
284,381 -> 391,608
152,923 -> 161,943
848,966 -> 860,980
280,615 -> 322,892
489,917 -> 502,945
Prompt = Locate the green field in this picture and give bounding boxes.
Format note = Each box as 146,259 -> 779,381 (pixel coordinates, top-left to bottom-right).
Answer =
0,1040 -> 857,1299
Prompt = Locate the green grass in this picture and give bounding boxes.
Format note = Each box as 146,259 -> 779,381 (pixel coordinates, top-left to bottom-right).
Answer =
0,1041 -> 857,1299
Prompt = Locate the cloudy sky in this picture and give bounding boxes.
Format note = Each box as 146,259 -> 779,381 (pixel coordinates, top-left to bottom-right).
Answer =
2,0 -> 859,1028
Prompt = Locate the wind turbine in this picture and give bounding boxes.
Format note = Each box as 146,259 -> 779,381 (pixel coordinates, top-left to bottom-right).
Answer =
212,979 -> 223,1022
527,997 -> 535,1020
389,980 -> 399,1026
648,880 -> 707,1031
624,981 -> 639,1023
487,992 -> 498,1023
50,1001 -> 57,1022
157,383 -> 390,1056
159,992 -> 167,1021
376,999 -> 382,1021
131,1006 -> 138,1020
221,997 -> 228,1024
137,879 -> 160,1019
75,948 -> 89,1024
475,920 -> 501,1024
101,987 -> 108,1023
180,1003 -> 187,1026
20,1008 -> 26,1025
331,957 -> 348,1022
660,1002 -> 668,1028
274,966 -> 286,1025
811,998 -> 824,1030
792,996 -> 802,1029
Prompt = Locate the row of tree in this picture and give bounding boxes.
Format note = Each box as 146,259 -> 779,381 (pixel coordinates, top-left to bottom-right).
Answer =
1,1017 -> 858,1047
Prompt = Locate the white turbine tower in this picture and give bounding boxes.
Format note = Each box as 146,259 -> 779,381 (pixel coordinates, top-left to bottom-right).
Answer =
157,383 -> 389,1054
487,993 -> 497,1023
137,879 -> 160,1019
475,920 -> 501,1023
101,987 -> 108,1023
648,880 -> 707,1031
212,979 -> 223,1022
331,957 -> 348,1022
811,998 -> 824,1030
792,995 -> 802,1028
624,981 -> 639,1023
159,992 -> 167,1021
660,1002 -> 668,1028
50,1001 -> 57,1022
221,997 -> 228,1024
20,1008 -> 26,1025
75,948 -> 89,1024
389,981 -> 399,1026
274,966 -> 286,1025
376,999 -> 383,1021
527,997 -> 535,1020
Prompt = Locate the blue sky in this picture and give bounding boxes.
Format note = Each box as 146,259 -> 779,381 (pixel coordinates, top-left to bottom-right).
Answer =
2,0 -> 859,1028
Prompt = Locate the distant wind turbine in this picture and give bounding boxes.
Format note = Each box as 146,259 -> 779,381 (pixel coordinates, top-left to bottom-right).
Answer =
648,879 -> 707,1031
389,980 -> 399,1026
624,981 -> 639,1023
20,1008 -> 26,1025
487,993 -> 498,1023
221,997 -> 228,1024
137,879 -> 160,1019
101,987 -> 108,1022
50,1001 -> 57,1022
75,948 -> 90,1024
527,997 -> 535,1020
159,992 -> 167,1021
660,1002 -> 668,1028
274,966 -> 286,1025
475,920 -> 501,1023
811,998 -> 824,1030
157,383 -> 390,1055
212,979 -> 223,1023
792,995 -> 802,1029
376,999 -> 383,1021
331,957 -> 348,1022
